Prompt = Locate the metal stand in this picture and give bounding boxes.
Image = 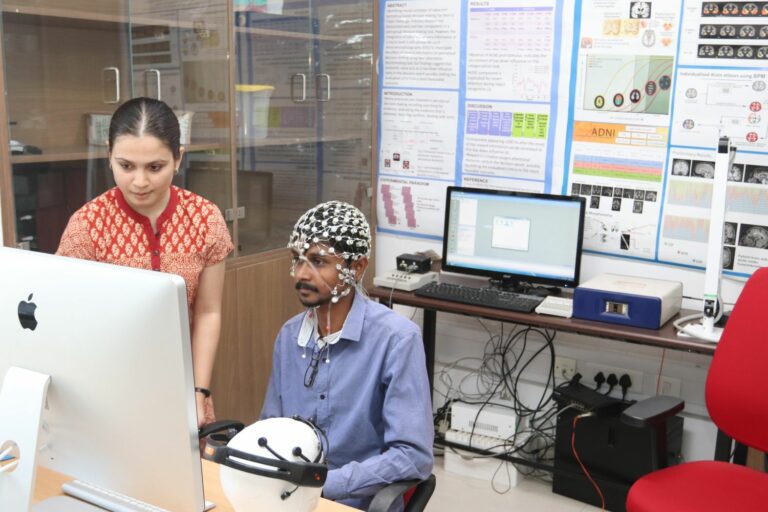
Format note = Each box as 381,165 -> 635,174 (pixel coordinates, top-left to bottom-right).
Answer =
679,137 -> 735,343
0,366 -> 50,512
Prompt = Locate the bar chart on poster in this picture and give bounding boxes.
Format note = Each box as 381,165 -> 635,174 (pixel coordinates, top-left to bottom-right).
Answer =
377,0 -> 768,279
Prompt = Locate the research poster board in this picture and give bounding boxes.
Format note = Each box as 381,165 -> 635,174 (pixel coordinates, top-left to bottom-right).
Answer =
377,0 -> 768,278
377,0 -> 574,237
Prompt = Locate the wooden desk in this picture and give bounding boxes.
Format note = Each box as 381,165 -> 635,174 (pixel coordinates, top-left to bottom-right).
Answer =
34,459 -> 355,512
369,286 -> 716,391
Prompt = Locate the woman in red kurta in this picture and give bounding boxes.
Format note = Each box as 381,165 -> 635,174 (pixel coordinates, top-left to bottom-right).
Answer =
57,97 -> 233,427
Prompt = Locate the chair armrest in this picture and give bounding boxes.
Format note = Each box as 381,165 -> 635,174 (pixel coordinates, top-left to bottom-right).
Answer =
621,395 -> 684,428
368,480 -> 421,512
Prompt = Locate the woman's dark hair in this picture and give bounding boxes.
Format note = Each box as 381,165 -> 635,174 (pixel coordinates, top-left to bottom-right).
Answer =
108,97 -> 181,159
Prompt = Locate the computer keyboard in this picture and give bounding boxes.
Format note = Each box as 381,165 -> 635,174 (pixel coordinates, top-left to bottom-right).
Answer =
62,480 -> 216,512
535,295 -> 574,318
414,282 -> 543,313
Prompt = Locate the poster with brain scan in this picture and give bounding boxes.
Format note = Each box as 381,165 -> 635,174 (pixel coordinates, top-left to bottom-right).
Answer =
564,0 -> 768,277
378,0 -> 768,277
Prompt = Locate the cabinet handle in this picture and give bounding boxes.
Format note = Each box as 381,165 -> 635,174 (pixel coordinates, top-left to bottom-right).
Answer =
145,69 -> 162,101
317,74 -> 331,102
291,73 -> 307,103
102,67 -> 120,104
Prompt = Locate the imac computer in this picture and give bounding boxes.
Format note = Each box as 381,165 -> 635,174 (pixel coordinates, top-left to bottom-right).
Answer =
442,186 -> 586,292
0,247 -> 205,511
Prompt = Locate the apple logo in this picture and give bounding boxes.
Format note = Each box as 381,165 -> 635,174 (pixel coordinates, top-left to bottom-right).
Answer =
18,293 -> 38,331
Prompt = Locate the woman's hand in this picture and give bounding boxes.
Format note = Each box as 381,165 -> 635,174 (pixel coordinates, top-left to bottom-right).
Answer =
196,393 -> 216,428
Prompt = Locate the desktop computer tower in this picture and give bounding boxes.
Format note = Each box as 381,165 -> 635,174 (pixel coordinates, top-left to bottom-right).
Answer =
552,400 -> 683,512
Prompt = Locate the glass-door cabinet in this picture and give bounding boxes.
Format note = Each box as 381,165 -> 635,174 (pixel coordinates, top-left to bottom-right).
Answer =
232,0 -> 373,255
0,0 -> 373,258
0,0 -> 234,253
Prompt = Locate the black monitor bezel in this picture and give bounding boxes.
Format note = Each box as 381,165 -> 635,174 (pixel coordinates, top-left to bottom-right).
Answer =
441,186 -> 586,289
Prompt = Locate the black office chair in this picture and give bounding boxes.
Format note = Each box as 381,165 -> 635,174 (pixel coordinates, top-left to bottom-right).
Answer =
368,474 -> 436,512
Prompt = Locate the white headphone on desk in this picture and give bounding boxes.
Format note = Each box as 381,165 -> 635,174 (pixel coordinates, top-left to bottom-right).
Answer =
201,417 -> 327,512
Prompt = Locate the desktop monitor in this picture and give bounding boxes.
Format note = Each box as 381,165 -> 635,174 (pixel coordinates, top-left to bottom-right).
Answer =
442,186 -> 586,290
0,247 -> 205,511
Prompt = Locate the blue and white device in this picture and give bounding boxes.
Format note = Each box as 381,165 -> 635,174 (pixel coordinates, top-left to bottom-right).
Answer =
573,274 -> 683,329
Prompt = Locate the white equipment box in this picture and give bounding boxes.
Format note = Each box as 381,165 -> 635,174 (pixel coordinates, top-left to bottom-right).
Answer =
373,270 -> 437,291
450,402 -> 517,443
444,402 -> 524,486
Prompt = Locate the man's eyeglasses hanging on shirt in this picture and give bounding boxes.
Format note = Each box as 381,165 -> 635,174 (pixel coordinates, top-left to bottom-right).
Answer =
304,347 -> 325,388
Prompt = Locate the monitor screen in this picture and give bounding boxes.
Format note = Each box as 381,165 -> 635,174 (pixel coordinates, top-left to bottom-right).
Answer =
442,187 -> 586,289
0,247 -> 205,511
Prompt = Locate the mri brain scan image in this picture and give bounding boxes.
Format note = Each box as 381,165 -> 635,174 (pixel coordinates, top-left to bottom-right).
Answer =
723,222 -> 737,245
700,25 -> 717,37
672,159 -> 690,176
740,226 -> 768,249
719,25 -> 736,38
728,164 -> 744,182
630,1 -> 651,18
737,46 -> 754,59
722,247 -> 734,270
692,162 -> 715,178
717,46 -> 734,58
742,3 -> 759,15
746,167 -> 768,184
739,25 -> 756,39
699,25 -> 717,37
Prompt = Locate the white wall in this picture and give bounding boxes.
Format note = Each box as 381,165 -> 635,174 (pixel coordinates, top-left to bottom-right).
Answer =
376,231 -> 736,463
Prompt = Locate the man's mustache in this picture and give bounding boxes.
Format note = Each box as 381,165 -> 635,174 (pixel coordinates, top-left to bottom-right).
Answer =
295,281 -> 319,293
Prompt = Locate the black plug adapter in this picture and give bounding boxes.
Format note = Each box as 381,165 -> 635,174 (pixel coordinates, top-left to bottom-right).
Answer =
593,371 -> 605,390
619,373 -> 632,400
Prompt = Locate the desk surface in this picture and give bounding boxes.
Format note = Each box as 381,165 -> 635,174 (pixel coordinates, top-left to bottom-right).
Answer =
34,459 -> 355,512
370,286 -> 716,356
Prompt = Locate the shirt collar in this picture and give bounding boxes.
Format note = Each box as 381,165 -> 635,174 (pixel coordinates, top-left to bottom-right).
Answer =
340,290 -> 366,343
296,290 -> 367,348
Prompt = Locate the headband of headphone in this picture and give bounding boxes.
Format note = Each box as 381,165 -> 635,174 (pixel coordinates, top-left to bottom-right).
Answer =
289,415 -> 328,464
200,418 -> 327,488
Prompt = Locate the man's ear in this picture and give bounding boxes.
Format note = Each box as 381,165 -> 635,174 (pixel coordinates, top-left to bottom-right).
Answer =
352,256 -> 369,280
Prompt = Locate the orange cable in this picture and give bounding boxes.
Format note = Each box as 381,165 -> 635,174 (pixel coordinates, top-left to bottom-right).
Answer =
571,414 -> 605,511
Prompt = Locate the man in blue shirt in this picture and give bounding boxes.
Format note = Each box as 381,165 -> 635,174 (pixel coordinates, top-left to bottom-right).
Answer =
261,201 -> 434,511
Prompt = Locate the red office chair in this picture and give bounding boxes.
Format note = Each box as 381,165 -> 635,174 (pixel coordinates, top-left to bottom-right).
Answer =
625,267 -> 768,512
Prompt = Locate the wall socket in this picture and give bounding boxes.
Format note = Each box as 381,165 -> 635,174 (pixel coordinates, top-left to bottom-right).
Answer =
554,356 -> 576,381
658,375 -> 682,397
581,362 -> 644,398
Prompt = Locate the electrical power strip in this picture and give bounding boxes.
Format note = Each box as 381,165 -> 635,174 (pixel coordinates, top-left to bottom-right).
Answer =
450,401 -> 517,440
443,429 -> 525,487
